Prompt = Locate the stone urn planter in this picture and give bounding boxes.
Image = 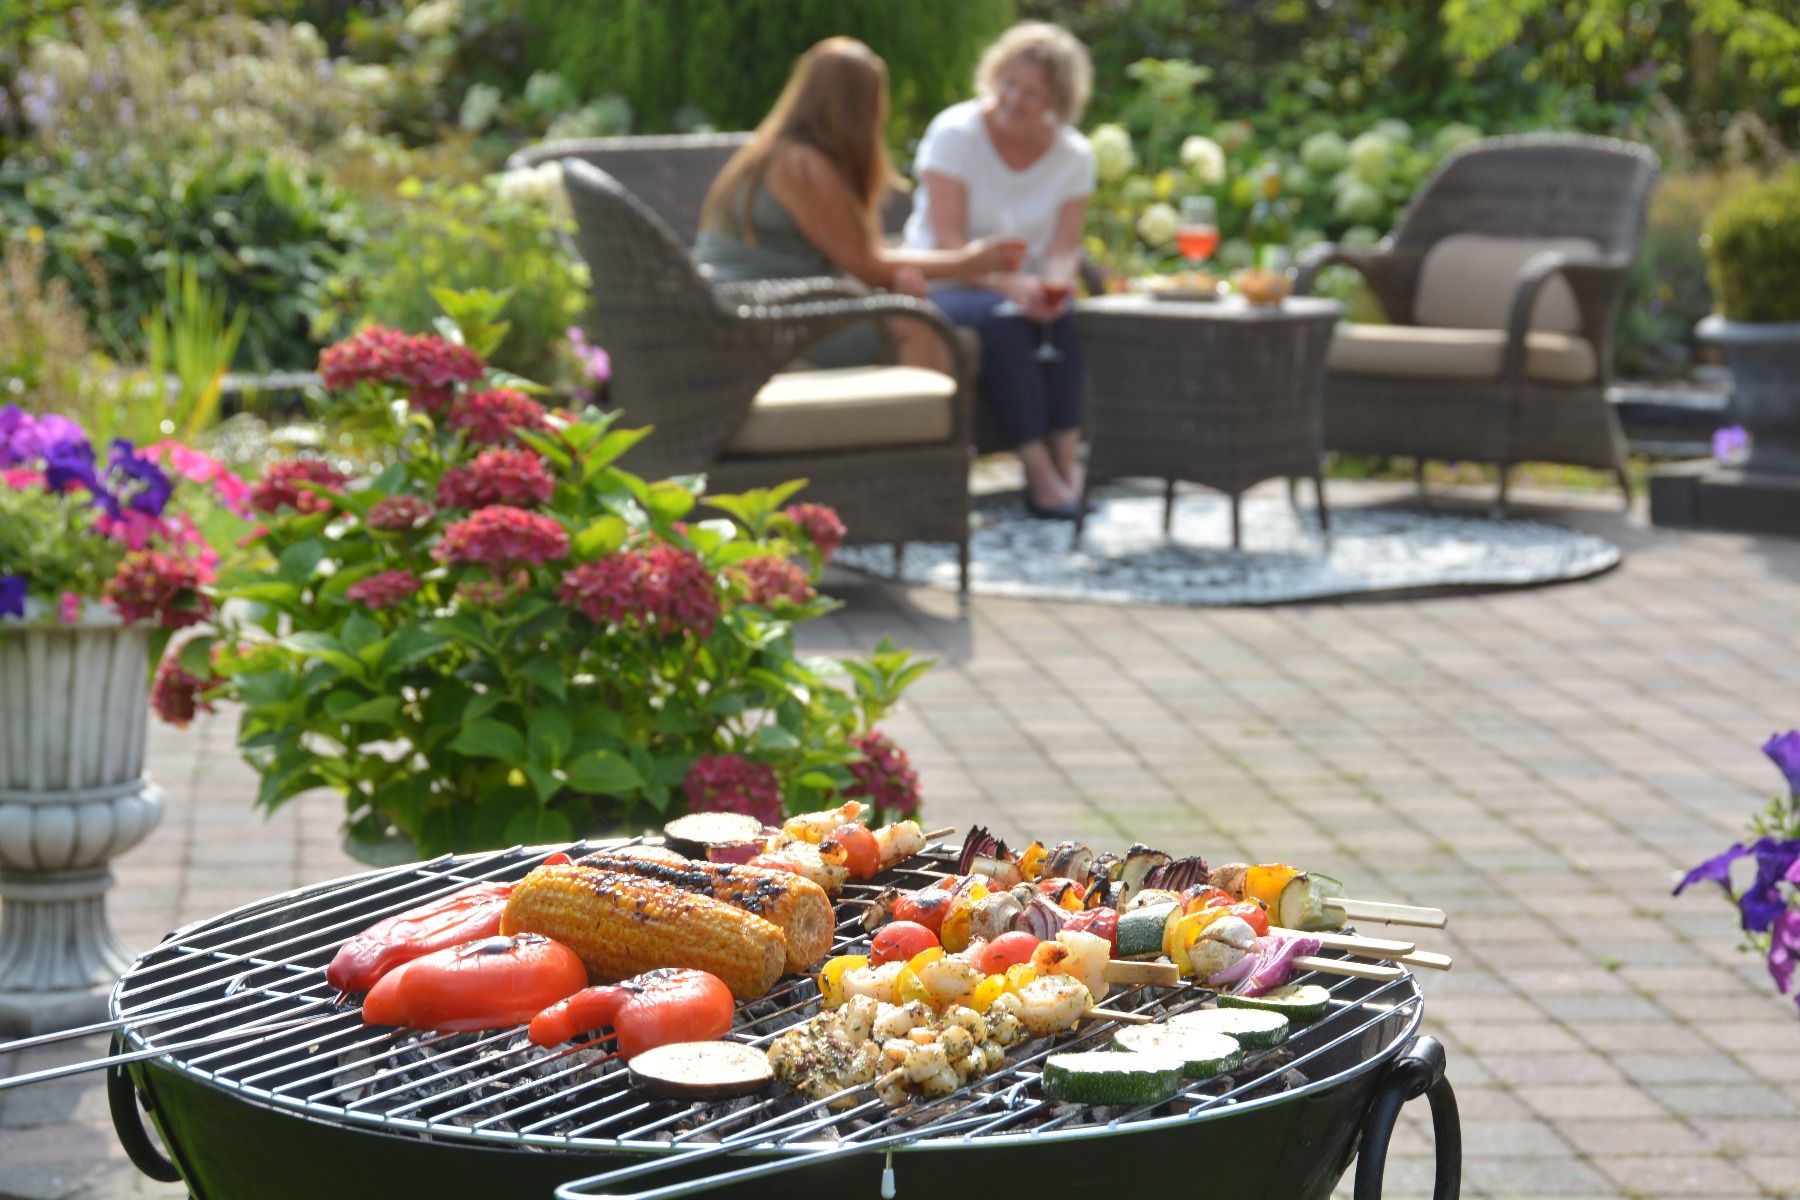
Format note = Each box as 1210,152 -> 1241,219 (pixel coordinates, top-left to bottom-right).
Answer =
0,616 -> 163,1034
1697,316 -> 1800,474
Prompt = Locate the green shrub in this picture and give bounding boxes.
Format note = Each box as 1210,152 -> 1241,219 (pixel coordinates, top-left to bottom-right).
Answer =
0,153 -> 359,371
515,0 -> 1013,143
1704,167 -> 1800,322
323,173 -> 589,384
1616,169 -> 1751,376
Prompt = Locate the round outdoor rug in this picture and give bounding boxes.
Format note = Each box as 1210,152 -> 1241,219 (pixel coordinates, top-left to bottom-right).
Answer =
835,486 -> 1621,606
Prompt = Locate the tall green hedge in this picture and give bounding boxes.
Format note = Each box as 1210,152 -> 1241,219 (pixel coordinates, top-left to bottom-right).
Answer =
517,0 -> 1014,147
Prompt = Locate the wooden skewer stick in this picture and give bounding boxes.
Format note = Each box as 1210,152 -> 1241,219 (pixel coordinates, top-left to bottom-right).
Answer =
1104,959 -> 1181,987
922,826 -> 957,842
1276,928 -> 1415,958
1085,1006 -> 1155,1025
1395,950 -> 1453,972
1324,898 -> 1448,929
1292,955 -> 1405,981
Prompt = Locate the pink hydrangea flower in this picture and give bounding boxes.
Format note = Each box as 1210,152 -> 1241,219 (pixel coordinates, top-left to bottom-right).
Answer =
434,506 -> 568,567
736,556 -> 814,607
250,459 -> 349,515
105,550 -> 211,629
366,494 -> 436,531
436,447 -> 555,509
844,730 -> 920,817
318,326 -> 485,411
558,544 -> 719,638
447,388 -> 551,446
682,754 -> 783,826
345,569 -> 422,611
784,503 -> 846,562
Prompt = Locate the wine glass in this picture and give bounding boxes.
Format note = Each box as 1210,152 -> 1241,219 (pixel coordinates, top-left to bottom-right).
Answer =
1177,196 -> 1220,267
1034,253 -> 1076,363
990,207 -> 1029,317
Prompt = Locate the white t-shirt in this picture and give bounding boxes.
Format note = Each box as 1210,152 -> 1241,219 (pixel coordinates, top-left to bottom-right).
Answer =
902,99 -> 1095,274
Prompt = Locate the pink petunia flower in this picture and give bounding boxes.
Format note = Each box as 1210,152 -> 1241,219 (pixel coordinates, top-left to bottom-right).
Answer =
58,591 -> 81,623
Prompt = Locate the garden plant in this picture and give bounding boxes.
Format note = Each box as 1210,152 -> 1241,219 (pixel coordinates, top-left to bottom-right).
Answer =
181,304 -> 928,858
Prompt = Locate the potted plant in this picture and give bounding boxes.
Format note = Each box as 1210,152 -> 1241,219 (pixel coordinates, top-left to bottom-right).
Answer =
1698,167 -> 1800,473
187,309 -> 928,863
1675,731 -> 1800,1014
0,407 -> 248,1032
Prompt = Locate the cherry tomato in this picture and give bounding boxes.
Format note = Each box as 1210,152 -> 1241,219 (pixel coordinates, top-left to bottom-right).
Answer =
891,881 -> 956,934
1188,886 -> 1237,911
871,921 -> 940,965
326,882 -> 514,993
1225,901 -> 1270,937
975,931 -> 1040,976
824,823 -> 880,881
362,933 -> 587,1032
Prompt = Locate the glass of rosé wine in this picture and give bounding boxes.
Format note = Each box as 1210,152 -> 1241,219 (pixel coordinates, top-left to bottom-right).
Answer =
1177,196 -> 1220,265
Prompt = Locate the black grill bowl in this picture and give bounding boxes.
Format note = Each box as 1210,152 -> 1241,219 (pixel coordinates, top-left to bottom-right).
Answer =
106,847 -> 1455,1200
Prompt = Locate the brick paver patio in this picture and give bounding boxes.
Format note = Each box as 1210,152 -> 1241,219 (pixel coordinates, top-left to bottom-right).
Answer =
4,480 -> 1797,1200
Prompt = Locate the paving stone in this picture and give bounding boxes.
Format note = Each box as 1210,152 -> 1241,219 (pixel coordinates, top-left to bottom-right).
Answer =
1592,1154 -> 1763,1195
1557,1117 -> 1712,1158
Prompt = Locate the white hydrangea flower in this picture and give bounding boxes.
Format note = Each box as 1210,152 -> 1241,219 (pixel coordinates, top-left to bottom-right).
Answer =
1300,131 -> 1348,174
1347,131 -> 1394,184
1179,135 -> 1226,186
1091,124 -> 1137,184
460,82 -> 503,133
495,162 -> 571,223
1136,201 -> 1180,248
1432,122 -> 1482,157
404,0 -> 464,40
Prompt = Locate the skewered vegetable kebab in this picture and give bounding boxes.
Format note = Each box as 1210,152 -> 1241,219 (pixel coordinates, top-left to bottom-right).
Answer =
687,801 -> 928,896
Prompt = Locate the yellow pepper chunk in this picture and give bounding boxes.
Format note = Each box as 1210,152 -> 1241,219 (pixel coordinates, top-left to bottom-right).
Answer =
1164,909 -> 1228,975
1017,841 -> 1048,882
1245,864 -> 1300,911
1003,962 -> 1037,994
971,974 -> 1008,1013
817,954 -> 868,1009
938,885 -> 988,952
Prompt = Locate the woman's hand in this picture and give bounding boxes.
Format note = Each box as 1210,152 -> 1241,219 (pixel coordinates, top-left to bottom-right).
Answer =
892,265 -> 928,298
959,236 -> 1028,279
999,275 -> 1068,323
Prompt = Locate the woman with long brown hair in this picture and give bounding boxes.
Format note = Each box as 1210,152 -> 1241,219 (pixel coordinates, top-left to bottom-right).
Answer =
696,37 -> 1016,371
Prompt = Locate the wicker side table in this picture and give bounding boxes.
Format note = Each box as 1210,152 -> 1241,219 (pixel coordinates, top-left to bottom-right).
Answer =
1074,294 -> 1342,549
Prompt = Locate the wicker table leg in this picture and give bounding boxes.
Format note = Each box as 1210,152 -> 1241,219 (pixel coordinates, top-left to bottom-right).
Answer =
1231,494 -> 1242,549
1163,479 -> 1176,533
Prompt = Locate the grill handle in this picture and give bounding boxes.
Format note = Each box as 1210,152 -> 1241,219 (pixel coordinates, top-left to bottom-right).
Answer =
1353,1035 -> 1460,1200
105,1033 -> 183,1185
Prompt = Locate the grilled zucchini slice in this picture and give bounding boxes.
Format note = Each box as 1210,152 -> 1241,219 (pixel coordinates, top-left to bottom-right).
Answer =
1216,983 -> 1332,1023
1040,1051 -> 1184,1106
1112,1026 -> 1243,1078
1166,1007 -> 1291,1050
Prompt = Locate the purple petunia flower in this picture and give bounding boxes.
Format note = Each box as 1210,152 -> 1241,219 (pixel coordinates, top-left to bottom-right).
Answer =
0,405 -> 30,466
1764,731 -> 1800,797
0,574 -> 24,618
43,435 -> 118,518
1713,424 -> 1748,463
1678,838 -> 1800,934
109,440 -> 173,517
1675,842 -> 1746,897
1769,908 -> 1800,1011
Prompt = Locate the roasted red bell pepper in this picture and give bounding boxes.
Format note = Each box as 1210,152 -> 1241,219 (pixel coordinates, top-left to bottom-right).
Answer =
528,967 -> 734,1058
326,881 -> 515,993
362,933 -> 587,1032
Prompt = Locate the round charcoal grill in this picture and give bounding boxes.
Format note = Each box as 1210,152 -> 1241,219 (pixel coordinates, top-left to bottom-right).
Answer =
100,842 -> 1461,1200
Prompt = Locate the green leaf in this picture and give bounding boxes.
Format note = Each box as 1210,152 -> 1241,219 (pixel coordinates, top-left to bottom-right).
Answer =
228,580 -> 303,606
427,613 -> 492,654
177,636 -> 216,677
378,626 -> 451,676
324,692 -> 402,724
523,763 -> 563,803
282,631 -> 365,679
528,709 -> 574,768
797,771 -> 840,789
565,749 -> 643,795
570,514 -> 629,562
339,612 -> 383,655
503,805 -> 573,847
517,655 -> 568,701
277,539 -> 327,585
450,719 -> 526,763
645,479 -> 697,523
750,723 -> 801,753
580,426 -> 653,480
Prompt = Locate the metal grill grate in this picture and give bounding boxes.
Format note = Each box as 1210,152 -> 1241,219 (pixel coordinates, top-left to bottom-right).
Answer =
111,843 -> 1423,1157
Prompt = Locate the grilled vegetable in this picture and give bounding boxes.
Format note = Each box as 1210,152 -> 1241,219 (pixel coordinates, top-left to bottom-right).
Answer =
871,921 -> 939,966
1143,855 -> 1209,893
1043,841 -> 1092,883
501,864 -> 787,1001
817,954 -> 870,1008
1277,872 -> 1346,932
968,891 -> 1025,943
1117,844 -> 1170,906
361,933 -> 586,1033
1061,906 -> 1119,956
1167,1007 -> 1290,1050
1117,902 -> 1178,960
578,850 -> 833,972
629,1040 -> 773,1100
891,879 -> 956,934
819,822 -> 880,880
1112,1026 -> 1243,1078
662,812 -> 768,858
326,881 -> 513,994
958,826 -> 1025,889
528,968 -> 734,1058
1216,982 -> 1332,1022
1041,1050 -> 1184,1106
973,931 -> 1039,976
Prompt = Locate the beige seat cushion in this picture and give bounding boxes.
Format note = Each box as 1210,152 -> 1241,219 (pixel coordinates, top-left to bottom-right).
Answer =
1328,323 -> 1598,385
728,366 -> 957,455
1414,234 -> 1601,333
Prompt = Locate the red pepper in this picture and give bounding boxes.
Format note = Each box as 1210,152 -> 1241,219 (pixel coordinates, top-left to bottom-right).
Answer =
362,933 -> 587,1032
1225,901 -> 1270,937
528,968 -> 734,1058
890,879 -> 957,934
1063,906 -> 1119,955
326,881 -> 514,993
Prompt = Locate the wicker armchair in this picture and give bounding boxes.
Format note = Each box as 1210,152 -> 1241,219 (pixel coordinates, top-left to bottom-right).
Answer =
559,159 -> 975,591
1293,133 -> 1658,508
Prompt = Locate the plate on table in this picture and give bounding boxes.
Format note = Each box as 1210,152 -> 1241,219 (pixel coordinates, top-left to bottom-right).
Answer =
1137,272 -> 1222,302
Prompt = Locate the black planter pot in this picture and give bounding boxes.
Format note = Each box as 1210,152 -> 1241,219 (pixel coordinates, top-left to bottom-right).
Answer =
1698,315 -> 1800,474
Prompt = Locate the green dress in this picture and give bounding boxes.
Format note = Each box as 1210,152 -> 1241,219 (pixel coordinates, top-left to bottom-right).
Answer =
694,183 -> 881,369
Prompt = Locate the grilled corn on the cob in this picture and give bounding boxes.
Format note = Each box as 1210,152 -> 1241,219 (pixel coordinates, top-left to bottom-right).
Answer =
578,850 -> 834,972
501,865 -> 787,1000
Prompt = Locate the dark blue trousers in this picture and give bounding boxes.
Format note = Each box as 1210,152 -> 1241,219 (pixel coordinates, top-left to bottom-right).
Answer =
931,287 -> 1084,448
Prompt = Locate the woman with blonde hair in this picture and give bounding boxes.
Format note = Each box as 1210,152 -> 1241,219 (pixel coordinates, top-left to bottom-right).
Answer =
903,22 -> 1096,519
696,37 -> 1016,372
